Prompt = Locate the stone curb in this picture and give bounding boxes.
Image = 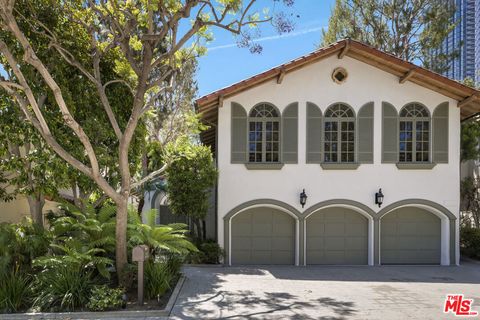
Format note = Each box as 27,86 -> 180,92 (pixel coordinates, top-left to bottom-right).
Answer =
183,263 -> 225,268
0,275 -> 186,320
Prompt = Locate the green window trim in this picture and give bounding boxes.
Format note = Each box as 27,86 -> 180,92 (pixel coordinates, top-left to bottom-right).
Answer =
320,162 -> 360,170
244,163 -> 285,170
399,103 -> 431,163
323,103 -> 356,163
247,102 -> 281,164
396,162 -> 436,170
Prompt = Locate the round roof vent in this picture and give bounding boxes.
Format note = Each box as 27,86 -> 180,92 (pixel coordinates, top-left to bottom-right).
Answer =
332,67 -> 348,84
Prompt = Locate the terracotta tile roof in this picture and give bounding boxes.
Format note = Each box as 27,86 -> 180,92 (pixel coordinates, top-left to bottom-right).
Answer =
196,38 -> 480,150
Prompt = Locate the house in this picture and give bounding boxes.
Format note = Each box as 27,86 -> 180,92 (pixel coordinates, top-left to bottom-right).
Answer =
195,39 -> 480,266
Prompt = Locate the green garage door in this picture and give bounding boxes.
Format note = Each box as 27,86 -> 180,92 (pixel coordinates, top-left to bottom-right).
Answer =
381,207 -> 441,264
231,207 -> 295,265
306,208 -> 368,265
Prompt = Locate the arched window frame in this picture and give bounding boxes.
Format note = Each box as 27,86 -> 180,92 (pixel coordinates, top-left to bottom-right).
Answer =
398,103 -> 431,163
248,103 -> 281,163
323,103 -> 356,163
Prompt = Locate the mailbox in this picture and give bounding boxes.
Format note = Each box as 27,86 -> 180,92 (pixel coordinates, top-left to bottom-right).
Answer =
132,244 -> 149,305
132,244 -> 149,262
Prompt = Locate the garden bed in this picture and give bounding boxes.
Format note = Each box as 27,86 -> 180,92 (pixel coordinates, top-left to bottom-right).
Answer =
0,275 -> 185,320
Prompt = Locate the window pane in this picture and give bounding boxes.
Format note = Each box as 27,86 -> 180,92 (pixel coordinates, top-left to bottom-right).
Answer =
272,153 -> 279,162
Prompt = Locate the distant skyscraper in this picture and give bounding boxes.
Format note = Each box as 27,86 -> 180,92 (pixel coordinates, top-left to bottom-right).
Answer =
435,0 -> 479,83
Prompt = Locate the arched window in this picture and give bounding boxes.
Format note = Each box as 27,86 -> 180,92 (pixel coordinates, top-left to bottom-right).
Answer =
324,103 -> 355,163
399,103 -> 430,162
248,103 -> 280,163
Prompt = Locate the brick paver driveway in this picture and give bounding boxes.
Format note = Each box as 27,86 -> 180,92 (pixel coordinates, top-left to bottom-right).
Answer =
170,262 -> 480,320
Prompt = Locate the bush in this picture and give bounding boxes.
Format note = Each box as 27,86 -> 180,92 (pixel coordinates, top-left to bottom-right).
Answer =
33,265 -> 94,312
86,285 -> 125,311
461,227 -> 480,259
189,239 -> 225,264
0,271 -> 33,313
0,219 -> 51,276
144,255 -> 182,300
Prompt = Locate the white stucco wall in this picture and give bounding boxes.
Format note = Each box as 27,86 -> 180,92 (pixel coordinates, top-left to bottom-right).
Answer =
216,55 -> 460,264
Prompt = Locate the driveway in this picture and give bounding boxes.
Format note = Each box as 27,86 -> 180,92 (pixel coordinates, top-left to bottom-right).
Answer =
170,262 -> 480,320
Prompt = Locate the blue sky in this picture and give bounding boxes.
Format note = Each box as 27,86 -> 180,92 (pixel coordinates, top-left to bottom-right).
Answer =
196,1 -> 335,97
0,1 -> 336,96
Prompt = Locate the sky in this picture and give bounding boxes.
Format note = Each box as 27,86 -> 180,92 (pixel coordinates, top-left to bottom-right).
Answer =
196,0 -> 336,97
0,1 -> 336,96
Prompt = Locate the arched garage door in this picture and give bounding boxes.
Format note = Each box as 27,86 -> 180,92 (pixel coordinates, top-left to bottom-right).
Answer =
381,207 -> 441,264
231,207 -> 295,265
306,208 -> 368,265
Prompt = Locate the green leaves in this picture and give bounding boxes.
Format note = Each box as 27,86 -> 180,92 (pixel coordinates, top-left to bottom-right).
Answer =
164,137 -> 217,223
321,0 -> 457,71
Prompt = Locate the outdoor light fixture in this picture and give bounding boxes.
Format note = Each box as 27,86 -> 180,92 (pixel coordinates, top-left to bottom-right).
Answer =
375,188 -> 384,207
300,189 -> 308,208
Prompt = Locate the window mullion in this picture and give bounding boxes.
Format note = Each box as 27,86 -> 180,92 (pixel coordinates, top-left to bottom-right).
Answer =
262,120 -> 267,162
337,119 -> 342,162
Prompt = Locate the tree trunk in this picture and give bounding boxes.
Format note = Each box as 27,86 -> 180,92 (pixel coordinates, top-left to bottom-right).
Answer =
193,218 -> 203,241
26,194 -> 45,227
115,197 -> 129,285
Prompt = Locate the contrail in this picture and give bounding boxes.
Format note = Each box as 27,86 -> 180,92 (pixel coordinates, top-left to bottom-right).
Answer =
208,25 -> 325,51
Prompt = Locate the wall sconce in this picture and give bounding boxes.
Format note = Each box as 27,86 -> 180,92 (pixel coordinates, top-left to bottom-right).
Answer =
300,189 -> 308,208
375,188 -> 384,207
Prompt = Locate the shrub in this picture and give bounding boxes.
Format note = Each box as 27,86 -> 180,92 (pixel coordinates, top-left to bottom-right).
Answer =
189,239 -> 225,264
144,255 -> 182,300
461,227 -> 480,259
33,265 -> 94,312
0,219 -> 51,276
86,285 -> 125,311
0,271 -> 33,313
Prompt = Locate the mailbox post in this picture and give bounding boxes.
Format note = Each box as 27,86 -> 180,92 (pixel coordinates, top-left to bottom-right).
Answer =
132,245 -> 149,305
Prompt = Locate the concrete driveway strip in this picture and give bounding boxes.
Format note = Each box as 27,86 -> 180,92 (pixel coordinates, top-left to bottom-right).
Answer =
170,263 -> 480,320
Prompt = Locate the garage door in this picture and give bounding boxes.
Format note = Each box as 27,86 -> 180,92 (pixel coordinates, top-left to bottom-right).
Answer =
381,207 -> 440,264
306,208 -> 368,265
231,207 -> 295,265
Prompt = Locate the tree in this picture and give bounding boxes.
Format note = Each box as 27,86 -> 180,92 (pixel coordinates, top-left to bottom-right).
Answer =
0,0 -> 146,223
0,96 -> 67,227
165,135 -> 217,240
0,0 -> 295,281
321,0 -> 457,73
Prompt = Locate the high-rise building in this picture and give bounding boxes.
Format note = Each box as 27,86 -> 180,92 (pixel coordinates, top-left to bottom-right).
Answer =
434,0 -> 479,83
